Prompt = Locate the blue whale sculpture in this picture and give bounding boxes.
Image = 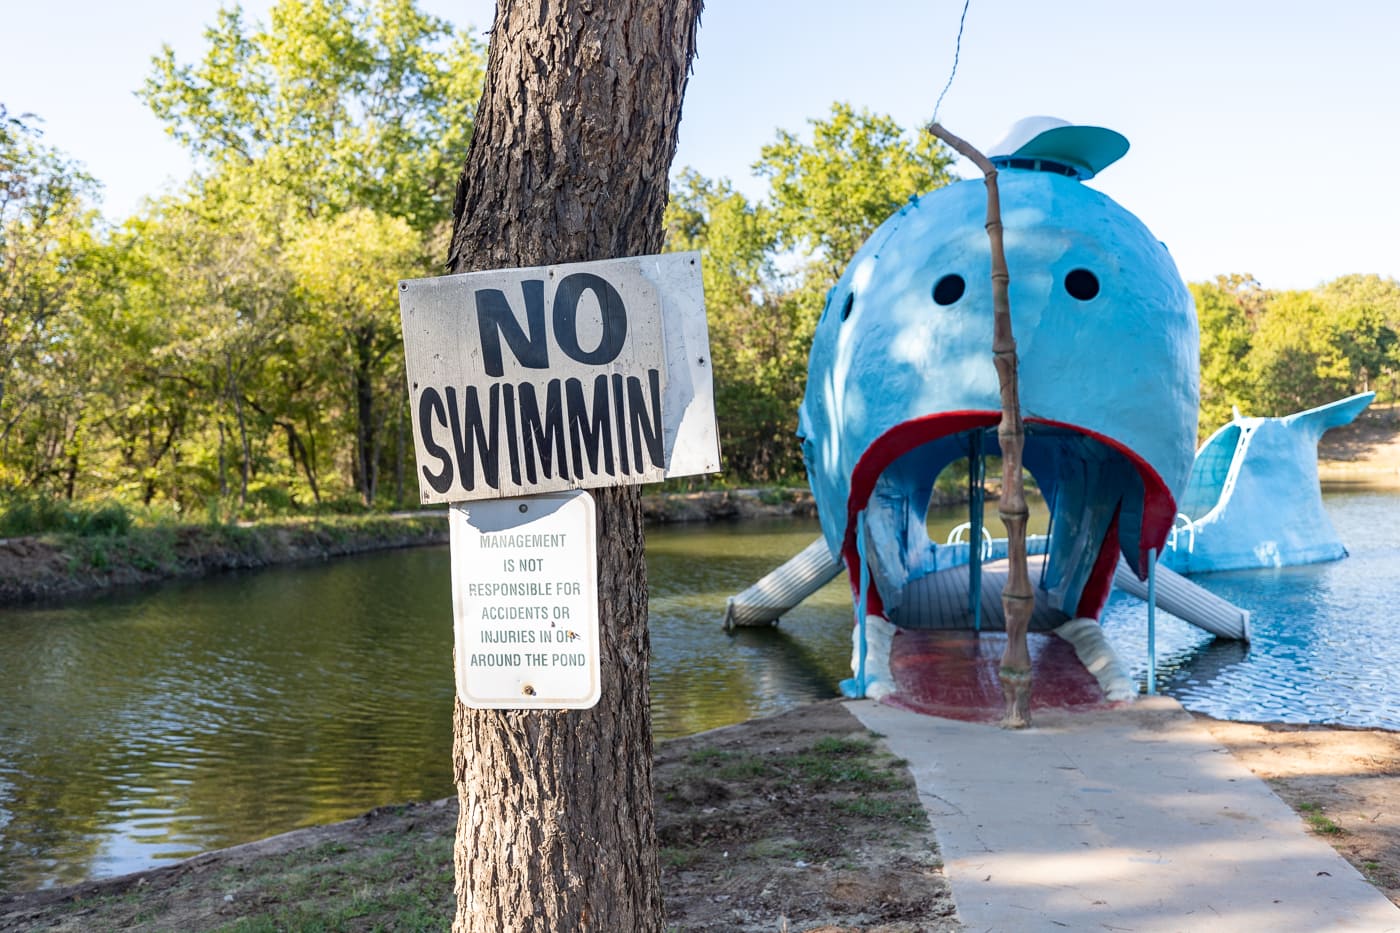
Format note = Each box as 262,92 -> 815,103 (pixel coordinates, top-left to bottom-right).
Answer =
797,118 -> 1200,696
1164,392 -> 1374,573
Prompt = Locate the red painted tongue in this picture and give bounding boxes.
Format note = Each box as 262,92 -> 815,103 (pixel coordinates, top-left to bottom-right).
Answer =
885,629 -> 1112,722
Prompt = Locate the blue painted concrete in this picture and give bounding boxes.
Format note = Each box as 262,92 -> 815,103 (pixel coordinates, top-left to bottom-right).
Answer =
798,142 -> 1200,631
1163,393 -> 1374,573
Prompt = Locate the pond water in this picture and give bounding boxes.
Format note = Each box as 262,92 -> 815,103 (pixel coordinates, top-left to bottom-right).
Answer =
1,488 -> 1397,891
1102,488 -> 1400,726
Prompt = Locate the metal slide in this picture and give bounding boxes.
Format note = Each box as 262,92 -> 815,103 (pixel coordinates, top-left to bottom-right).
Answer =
724,538 -> 1250,642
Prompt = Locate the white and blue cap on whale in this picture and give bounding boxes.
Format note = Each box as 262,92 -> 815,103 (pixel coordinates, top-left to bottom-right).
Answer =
985,115 -> 1129,181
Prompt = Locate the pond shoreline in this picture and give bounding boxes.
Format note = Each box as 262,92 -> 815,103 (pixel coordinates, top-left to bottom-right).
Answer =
0,489 -> 827,608
3,406 -> 1392,610
0,513 -> 450,607
0,700 -> 960,931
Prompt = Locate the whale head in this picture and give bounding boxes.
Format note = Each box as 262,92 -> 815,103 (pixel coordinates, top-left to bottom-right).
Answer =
798,133 -> 1199,623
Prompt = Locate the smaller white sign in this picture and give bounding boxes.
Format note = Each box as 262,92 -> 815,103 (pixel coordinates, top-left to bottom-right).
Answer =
449,490 -> 600,709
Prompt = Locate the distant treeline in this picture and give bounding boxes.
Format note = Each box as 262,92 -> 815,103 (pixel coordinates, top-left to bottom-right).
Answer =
2,1 -> 1396,525
2,0 -> 484,519
1193,274 -> 1398,431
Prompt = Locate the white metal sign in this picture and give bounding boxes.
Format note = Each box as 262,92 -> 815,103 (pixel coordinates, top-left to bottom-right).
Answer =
449,491 -> 600,709
400,251 -> 719,503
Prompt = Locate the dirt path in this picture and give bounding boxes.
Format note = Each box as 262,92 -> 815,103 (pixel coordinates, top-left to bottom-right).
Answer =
655,700 -> 958,931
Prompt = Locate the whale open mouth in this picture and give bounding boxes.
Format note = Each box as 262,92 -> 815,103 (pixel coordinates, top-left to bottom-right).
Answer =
842,410 -> 1178,623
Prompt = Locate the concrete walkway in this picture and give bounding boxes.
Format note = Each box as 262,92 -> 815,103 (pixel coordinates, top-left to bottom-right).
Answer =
847,697 -> 1400,932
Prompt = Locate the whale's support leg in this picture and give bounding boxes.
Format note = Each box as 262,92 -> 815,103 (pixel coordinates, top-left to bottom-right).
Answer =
1146,547 -> 1158,695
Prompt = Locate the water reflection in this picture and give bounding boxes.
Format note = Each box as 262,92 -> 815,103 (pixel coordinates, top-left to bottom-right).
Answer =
0,550 -> 459,891
0,519 -> 862,891
644,519 -> 853,740
1102,489 -> 1400,727
0,489 -> 1397,891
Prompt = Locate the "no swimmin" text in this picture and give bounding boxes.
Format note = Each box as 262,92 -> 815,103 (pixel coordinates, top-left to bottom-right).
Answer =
415,271 -> 666,493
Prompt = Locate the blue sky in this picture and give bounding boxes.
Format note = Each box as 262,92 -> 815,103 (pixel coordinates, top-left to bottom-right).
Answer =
5,0 -> 1398,290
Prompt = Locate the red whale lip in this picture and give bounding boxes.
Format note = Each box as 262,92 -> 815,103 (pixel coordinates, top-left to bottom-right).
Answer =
843,410 -> 1177,621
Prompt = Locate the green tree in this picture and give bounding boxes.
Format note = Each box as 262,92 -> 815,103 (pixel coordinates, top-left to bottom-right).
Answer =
0,107 -> 104,496
665,172 -> 808,478
69,220 -> 199,507
102,175 -> 301,508
142,0 -> 486,506
1246,289 -> 1352,415
665,105 -> 954,480
1192,272 -> 1399,434
143,0 -> 482,235
1317,274 -> 1400,400
1192,276 -> 1260,431
754,101 -> 954,282
286,208 -> 420,505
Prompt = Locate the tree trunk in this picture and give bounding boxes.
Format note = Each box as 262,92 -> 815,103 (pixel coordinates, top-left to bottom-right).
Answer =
227,355 -> 251,510
304,414 -> 321,500
280,420 -> 321,505
217,420 -> 229,499
353,325 -> 377,506
445,1 -> 702,929
395,394 -> 406,507
64,416 -> 80,500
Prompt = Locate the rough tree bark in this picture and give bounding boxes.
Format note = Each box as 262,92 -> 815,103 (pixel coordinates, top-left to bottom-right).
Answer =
445,2 -> 703,930
928,122 -> 1034,728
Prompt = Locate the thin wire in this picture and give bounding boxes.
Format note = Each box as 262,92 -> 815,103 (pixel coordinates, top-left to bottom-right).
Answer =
931,0 -> 973,125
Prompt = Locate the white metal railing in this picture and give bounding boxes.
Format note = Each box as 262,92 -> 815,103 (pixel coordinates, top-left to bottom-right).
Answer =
1167,512 -> 1195,553
946,521 -> 994,560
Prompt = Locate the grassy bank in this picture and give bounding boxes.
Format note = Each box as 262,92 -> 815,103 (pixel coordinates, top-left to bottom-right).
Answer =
1318,402 -> 1400,484
0,512 -> 449,605
0,487 -> 827,607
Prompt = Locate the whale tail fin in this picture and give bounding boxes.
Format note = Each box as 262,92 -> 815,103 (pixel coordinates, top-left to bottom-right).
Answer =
1281,391 -> 1375,440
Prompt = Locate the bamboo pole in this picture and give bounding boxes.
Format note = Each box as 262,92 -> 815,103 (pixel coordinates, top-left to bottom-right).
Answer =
927,122 -> 1035,727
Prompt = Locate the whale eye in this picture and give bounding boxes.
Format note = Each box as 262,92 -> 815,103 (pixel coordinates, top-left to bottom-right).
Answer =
932,274 -> 965,306
1064,268 -> 1099,301
840,292 -> 855,321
